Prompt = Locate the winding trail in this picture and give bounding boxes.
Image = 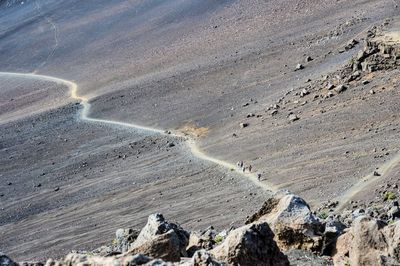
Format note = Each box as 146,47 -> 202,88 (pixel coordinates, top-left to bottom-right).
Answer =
335,152 -> 400,212
0,72 -> 276,193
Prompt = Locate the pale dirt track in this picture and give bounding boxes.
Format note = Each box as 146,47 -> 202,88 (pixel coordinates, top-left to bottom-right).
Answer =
0,71 -> 277,193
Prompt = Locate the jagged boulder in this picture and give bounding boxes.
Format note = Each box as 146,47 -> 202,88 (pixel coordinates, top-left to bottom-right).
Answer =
246,190 -> 323,251
115,228 -> 140,253
128,214 -> 190,262
129,230 -> 181,262
333,216 -> 400,266
0,253 -> 17,266
321,217 -> 347,256
210,222 -> 289,266
186,232 -> 215,257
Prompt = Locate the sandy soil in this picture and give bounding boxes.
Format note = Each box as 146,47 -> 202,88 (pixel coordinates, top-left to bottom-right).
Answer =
0,0 -> 399,262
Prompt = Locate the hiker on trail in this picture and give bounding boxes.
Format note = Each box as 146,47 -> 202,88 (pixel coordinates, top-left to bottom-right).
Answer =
242,166 -> 246,173
239,161 -> 244,168
248,165 -> 252,172
257,173 -> 261,181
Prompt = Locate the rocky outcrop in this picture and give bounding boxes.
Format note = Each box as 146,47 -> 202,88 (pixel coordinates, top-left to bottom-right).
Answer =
185,250 -> 224,266
210,221 -> 289,266
333,216 -> 400,266
128,230 -> 182,262
128,213 -> 189,261
246,190 -> 323,251
115,228 -> 140,253
284,249 -> 333,266
351,29 -> 400,73
186,228 -> 217,257
0,253 -> 18,266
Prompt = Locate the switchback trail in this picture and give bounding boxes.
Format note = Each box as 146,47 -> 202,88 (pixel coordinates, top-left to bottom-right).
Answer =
0,72 -> 277,193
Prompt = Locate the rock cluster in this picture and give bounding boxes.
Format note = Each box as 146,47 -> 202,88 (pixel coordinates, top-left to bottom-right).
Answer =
5,190 -> 400,265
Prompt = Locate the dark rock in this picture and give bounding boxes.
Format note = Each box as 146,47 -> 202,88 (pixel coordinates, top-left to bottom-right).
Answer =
0,253 -> 17,266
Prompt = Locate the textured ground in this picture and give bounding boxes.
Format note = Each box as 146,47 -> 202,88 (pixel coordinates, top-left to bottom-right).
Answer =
0,0 -> 399,262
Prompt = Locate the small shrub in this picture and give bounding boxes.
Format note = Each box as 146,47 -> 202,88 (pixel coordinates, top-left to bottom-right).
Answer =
214,235 -> 224,244
317,211 -> 328,220
383,191 -> 396,201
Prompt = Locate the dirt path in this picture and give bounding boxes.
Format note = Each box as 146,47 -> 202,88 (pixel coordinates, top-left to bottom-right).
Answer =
0,72 -> 276,193
335,151 -> 400,211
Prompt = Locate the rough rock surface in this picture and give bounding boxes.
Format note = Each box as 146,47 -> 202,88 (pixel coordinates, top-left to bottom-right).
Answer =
333,216 -> 400,265
210,221 -> 289,266
284,249 -> 333,266
186,229 -> 216,257
129,230 -> 181,262
0,253 -> 18,266
246,190 -> 323,251
187,250 -> 224,266
128,214 -> 190,262
115,228 -> 140,253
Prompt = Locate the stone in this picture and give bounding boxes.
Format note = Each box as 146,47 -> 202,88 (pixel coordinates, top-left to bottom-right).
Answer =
284,249 -> 333,266
333,216 -> 400,266
300,89 -> 309,97
129,253 -> 150,265
190,250 -> 223,266
325,91 -> 334,98
211,222 -> 289,266
186,229 -> 216,257
246,190 -> 323,251
246,113 -> 255,118
334,85 -> 347,93
45,253 -> 138,266
295,64 -> 304,70
388,206 -> 400,220
131,214 -> 190,260
327,83 -> 335,90
239,123 -> 248,128
0,253 -> 17,266
115,228 -> 140,253
322,217 -> 347,255
130,230 -> 181,262
288,114 -> 299,122
19,262 -> 44,266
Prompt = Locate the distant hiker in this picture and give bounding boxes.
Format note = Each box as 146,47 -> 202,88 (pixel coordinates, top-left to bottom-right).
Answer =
257,173 -> 261,181
242,166 -> 246,173
239,161 -> 244,168
248,165 -> 252,172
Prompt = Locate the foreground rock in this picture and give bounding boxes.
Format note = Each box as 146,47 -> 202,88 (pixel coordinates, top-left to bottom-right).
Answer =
333,216 -> 400,266
0,253 -> 18,266
128,213 -> 190,262
246,190 -> 323,251
210,222 -> 289,266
